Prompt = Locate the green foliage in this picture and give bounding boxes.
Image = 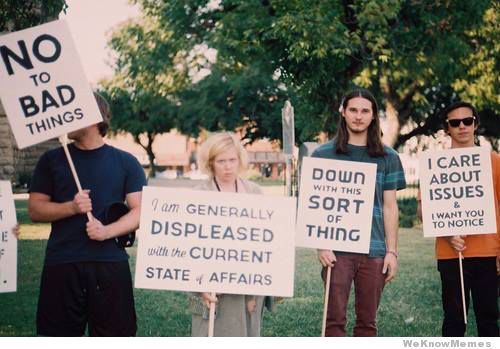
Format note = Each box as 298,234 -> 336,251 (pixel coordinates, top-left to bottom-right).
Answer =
0,0 -> 67,31
132,0 -> 497,148
15,199 -> 31,225
453,5 -> 499,108
177,63 -> 290,142
452,4 -> 500,149
398,197 -> 418,228
100,16 -> 191,176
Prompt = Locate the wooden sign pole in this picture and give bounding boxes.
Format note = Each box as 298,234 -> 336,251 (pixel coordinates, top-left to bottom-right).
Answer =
458,252 -> 467,324
208,292 -> 216,337
321,266 -> 332,337
59,134 -> 93,221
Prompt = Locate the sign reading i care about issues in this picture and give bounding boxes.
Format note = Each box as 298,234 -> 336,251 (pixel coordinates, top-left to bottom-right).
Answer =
419,147 -> 497,237
135,187 -> 296,297
0,181 -> 17,293
0,20 -> 102,148
296,157 -> 377,253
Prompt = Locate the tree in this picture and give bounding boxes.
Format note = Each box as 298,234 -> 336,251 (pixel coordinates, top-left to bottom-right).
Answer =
393,3 -> 500,151
100,16 -> 190,177
355,1 -> 496,148
0,0 -> 67,31
452,4 -> 500,150
135,0 -> 497,148
176,58 -> 292,143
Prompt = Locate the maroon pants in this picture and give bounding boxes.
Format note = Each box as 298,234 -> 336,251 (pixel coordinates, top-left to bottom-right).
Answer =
322,254 -> 385,336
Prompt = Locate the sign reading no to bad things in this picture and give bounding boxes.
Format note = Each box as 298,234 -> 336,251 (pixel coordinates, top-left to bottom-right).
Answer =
0,20 -> 102,149
419,147 -> 496,237
135,186 -> 296,297
0,181 -> 17,293
296,157 -> 377,253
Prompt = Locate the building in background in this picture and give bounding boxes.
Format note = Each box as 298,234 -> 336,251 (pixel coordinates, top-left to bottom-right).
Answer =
106,130 -> 286,180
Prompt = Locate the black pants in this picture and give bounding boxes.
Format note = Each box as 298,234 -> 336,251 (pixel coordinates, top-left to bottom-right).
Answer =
37,261 -> 137,336
438,257 -> 499,337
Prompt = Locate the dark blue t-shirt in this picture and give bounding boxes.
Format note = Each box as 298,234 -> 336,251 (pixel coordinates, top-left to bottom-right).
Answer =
30,143 -> 147,265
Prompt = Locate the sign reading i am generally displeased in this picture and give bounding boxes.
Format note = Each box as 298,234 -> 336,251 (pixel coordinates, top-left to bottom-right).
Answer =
0,181 -> 17,293
135,186 -> 296,297
296,157 -> 377,253
419,147 -> 497,237
0,20 -> 102,149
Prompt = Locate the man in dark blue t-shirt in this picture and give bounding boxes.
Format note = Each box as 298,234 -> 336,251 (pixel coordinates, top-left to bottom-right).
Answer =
29,93 -> 146,336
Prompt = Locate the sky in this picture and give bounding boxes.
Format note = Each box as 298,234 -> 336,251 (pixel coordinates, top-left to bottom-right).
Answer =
60,0 -> 140,86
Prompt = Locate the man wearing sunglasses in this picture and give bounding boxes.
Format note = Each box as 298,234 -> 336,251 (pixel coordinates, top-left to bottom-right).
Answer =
417,101 -> 500,336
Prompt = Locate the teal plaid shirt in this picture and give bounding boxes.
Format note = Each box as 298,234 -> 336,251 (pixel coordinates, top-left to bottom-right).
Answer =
312,140 -> 406,257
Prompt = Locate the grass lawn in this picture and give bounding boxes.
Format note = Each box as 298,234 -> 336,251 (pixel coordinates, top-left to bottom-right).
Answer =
0,224 -> 480,337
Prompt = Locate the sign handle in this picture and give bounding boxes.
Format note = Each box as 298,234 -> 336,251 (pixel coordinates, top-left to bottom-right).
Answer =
321,266 -> 332,337
208,292 -> 216,337
59,135 -> 93,222
285,155 -> 293,196
458,252 -> 467,324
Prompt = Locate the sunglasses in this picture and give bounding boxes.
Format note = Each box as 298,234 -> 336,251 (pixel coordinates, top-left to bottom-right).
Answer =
446,116 -> 475,128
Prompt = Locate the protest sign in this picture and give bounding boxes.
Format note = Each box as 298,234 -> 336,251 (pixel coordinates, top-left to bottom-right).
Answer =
135,186 -> 296,297
0,20 -> 102,148
296,157 -> 377,253
419,147 -> 496,237
0,181 -> 17,293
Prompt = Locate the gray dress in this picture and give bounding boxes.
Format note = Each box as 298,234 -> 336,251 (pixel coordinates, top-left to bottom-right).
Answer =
191,293 -> 266,337
189,178 -> 272,337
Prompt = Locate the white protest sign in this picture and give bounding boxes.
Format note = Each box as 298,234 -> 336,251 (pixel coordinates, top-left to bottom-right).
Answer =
0,181 -> 17,293
0,20 -> 102,149
135,186 -> 296,297
296,157 -> 377,253
419,147 -> 497,237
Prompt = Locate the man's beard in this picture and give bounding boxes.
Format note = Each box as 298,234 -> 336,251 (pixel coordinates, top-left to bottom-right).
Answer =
346,124 -> 370,134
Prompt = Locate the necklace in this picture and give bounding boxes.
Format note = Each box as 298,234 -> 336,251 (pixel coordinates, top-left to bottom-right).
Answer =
213,178 -> 238,192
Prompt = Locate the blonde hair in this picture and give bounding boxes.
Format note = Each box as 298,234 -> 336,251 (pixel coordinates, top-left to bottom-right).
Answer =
198,132 -> 249,177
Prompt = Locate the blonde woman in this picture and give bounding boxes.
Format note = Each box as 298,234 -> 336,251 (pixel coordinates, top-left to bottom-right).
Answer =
190,132 -> 273,337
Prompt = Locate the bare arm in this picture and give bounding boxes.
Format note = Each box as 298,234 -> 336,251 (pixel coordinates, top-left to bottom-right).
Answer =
28,191 -> 91,222
383,189 -> 399,283
86,191 -> 142,241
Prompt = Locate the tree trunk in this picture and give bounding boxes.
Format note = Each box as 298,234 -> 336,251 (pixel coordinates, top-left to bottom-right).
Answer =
382,100 -> 400,148
484,136 -> 499,152
145,132 -> 156,178
146,144 -> 156,178
134,133 -> 157,178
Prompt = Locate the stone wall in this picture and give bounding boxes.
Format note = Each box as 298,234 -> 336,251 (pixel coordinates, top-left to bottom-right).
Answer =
0,109 -> 58,187
0,107 -> 15,180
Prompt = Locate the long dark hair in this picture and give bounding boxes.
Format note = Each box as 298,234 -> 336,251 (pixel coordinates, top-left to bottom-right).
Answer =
335,88 -> 385,157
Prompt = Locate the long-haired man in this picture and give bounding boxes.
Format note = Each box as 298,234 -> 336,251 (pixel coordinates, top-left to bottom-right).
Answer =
313,88 -> 406,336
